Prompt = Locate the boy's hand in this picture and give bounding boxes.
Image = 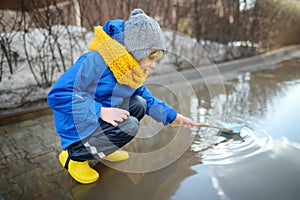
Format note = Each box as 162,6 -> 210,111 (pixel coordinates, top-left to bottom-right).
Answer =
173,113 -> 196,129
100,107 -> 130,127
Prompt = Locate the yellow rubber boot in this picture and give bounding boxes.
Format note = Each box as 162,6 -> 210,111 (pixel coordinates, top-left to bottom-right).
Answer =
102,149 -> 129,162
59,150 -> 99,184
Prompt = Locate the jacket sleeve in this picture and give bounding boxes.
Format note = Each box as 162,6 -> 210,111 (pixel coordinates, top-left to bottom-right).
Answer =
48,51 -> 104,125
133,85 -> 177,125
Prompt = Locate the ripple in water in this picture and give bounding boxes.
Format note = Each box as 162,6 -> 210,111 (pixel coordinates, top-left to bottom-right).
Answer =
191,117 -> 273,165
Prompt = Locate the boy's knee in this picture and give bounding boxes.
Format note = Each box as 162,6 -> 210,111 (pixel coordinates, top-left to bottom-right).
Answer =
119,116 -> 139,137
130,96 -> 146,120
133,95 -> 146,109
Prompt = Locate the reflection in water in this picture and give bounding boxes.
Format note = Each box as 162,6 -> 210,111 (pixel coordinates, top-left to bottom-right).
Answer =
210,139 -> 300,200
186,58 -> 300,199
66,150 -> 201,200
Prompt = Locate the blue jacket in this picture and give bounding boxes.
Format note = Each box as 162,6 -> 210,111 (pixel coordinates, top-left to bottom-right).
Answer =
48,20 -> 177,150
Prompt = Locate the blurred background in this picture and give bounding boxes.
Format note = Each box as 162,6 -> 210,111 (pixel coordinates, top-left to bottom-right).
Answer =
2,0 -> 300,48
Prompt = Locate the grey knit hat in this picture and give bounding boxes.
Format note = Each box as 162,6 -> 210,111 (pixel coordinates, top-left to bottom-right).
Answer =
124,8 -> 166,61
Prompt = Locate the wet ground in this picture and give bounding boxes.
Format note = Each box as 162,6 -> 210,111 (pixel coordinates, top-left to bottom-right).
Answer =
1,58 -> 300,200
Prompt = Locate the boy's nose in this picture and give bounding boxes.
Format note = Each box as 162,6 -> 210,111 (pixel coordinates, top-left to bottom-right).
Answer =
149,63 -> 156,69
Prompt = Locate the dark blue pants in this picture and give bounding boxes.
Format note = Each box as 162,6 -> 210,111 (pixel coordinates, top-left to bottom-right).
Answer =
68,96 -> 146,161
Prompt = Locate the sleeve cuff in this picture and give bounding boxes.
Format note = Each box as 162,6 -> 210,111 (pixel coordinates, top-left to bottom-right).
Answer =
165,109 -> 177,125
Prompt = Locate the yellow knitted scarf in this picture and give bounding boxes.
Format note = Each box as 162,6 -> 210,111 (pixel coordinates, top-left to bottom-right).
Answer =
89,26 -> 148,88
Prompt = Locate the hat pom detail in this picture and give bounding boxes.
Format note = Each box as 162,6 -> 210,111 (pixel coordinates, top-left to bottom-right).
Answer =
131,8 -> 145,16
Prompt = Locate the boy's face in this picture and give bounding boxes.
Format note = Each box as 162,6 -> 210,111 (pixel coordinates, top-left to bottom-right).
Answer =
138,50 -> 163,73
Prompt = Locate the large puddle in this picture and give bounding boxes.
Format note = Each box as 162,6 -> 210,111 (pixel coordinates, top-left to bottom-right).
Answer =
76,58 -> 300,200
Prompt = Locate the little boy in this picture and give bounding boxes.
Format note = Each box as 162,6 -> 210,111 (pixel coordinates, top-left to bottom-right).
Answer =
48,8 -> 195,184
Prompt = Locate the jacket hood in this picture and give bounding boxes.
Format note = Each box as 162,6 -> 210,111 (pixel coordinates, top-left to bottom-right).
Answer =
102,19 -> 125,45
